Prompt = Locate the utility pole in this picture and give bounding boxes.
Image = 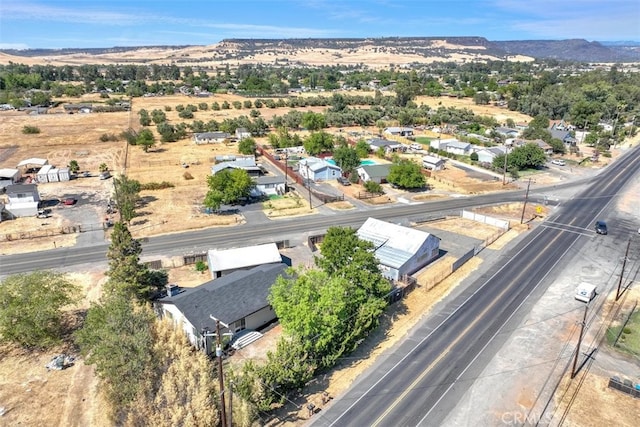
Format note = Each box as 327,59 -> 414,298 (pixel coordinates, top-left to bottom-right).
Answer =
283,151 -> 288,194
228,380 -> 233,427
306,163 -> 312,209
502,147 -> 509,185
616,239 -> 631,301
210,315 -> 232,427
571,302 -> 589,379
520,178 -> 532,224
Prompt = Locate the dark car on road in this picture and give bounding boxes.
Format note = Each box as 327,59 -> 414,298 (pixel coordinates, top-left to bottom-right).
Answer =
595,220 -> 607,235
337,177 -> 351,186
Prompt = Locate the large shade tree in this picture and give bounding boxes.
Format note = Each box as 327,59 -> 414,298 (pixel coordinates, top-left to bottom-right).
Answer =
0,271 -> 79,348
204,168 -> 254,211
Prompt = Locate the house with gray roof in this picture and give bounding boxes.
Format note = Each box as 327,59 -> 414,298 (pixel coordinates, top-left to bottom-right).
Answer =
298,157 -> 342,182
251,176 -> 285,197
194,132 -> 232,144
422,155 -> 446,171
367,138 -> 404,153
158,263 -> 290,354
211,156 -> 264,176
475,146 -> 507,164
356,163 -> 392,184
357,217 -> 440,281
383,126 -> 414,137
4,183 -> 41,218
444,141 -> 472,156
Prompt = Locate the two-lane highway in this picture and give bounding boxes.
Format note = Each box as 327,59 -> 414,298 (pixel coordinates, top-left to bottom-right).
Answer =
312,145 -> 640,426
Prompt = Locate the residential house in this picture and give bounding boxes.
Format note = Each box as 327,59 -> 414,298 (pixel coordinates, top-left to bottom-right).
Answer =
356,164 -> 393,184
422,155 -> 446,171
429,138 -> 459,151
367,138 -> 404,153
494,127 -> 519,138
475,146 -> 507,164
207,242 -> 286,279
532,139 -> 554,155
235,128 -> 251,140
298,157 -> 342,182
194,132 -> 232,144
444,141 -> 472,156
383,127 -> 414,137
252,176 -> 285,197
357,218 -> 440,281
4,183 -> 40,218
63,103 -> 92,114
549,121 -> 577,145
158,263 -> 290,354
211,156 -> 264,177
0,168 -> 22,189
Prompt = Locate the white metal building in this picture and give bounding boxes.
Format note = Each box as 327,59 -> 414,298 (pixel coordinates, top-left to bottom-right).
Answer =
207,242 -> 284,279
357,217 -> 440,281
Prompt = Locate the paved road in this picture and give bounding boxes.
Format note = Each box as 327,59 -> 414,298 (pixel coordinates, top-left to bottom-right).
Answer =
310,145 -> 640,426
0,178 -> 585,276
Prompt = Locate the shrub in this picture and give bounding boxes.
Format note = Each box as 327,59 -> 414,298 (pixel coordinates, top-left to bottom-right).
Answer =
183,171 -> 194,180
22,125 -> 41,134
195,261 -> 208,273
100,133 -> 119,142
364,180 -> 383,193
623,327 -> 632,335
140,181 -> 175,190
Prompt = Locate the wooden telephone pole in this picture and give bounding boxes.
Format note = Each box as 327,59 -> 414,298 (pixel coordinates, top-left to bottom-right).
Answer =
571,302 -> 589,379
616,239 -> 631,301
210,315 -> 233,427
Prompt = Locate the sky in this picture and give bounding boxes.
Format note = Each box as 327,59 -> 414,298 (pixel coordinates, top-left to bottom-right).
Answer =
0,0 -> 639,50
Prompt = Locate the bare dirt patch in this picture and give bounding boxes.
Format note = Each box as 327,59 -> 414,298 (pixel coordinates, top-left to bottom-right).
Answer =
263,192 -> 317,219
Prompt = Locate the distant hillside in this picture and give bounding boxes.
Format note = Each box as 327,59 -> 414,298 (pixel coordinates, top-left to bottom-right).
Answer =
493,39 -> 640,62
0,37 -> 638,67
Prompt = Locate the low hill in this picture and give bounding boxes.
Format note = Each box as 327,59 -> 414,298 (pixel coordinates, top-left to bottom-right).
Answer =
1,37 -> 638,67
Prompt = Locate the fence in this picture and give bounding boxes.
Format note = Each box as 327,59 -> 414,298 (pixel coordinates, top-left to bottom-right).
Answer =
608,377 -> 640,398
0,222 -> 108,242
183,252 -> 207,265
356,191 -> 384,200
462,210 -> 510,230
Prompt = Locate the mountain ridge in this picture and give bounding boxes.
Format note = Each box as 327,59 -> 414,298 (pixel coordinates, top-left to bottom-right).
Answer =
1,37 -> 639,66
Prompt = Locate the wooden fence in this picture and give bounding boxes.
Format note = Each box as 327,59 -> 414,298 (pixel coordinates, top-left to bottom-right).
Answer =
0,222 -> 108,242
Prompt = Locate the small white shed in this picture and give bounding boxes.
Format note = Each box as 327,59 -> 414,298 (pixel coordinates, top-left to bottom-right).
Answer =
48,168 -> 60,182
37,164 -> 53,182
57,168 -> 70,181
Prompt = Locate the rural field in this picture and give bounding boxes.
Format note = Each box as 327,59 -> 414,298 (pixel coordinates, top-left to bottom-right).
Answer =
2,90 -> 637,426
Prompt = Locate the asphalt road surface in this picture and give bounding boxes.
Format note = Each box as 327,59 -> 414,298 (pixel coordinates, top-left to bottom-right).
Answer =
1,187 -> 544,276
311,145 -> 640,426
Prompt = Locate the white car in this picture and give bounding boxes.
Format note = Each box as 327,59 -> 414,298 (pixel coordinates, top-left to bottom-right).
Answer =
551,159 -> 566,166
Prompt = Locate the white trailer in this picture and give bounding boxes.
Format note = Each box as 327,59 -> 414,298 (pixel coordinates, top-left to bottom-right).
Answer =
574,283 -> 596,303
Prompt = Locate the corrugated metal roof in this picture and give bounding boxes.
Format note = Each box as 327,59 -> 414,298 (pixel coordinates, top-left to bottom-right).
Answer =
357,218 -> 432,269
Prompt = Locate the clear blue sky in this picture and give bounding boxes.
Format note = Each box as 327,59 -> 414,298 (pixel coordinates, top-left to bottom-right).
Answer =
1,0 -> 639,49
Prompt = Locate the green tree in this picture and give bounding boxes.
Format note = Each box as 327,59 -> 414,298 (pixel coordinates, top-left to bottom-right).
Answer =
136,128 -> 156,152
68,159 -> 80,173
332,145 -> 360,172
113,175 -> 141,223
364,180 -> 383,193
99,163 -> 109,173
355,139 -> 371,158
303,131 -> 334,156
301,111 -> 326,131
204,169 -> 254,211
0,271 -> 80,348
238,137 -> 257,155
387,158 -> 426,189
138,109 -> 151,126
75,296 -> 157,414
104,222 -> 155,299
548,138 -> 566,154
493,143 -> 547,171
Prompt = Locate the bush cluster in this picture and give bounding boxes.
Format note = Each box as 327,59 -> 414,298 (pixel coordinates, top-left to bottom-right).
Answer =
139,181 -> 175,190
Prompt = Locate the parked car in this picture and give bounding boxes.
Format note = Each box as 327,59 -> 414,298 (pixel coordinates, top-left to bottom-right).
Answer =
595,220 -> 607,235
337,177 -> 351,186
99,171 -> 111,180
551,159 -> 566,166
62,198 -> 76,206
